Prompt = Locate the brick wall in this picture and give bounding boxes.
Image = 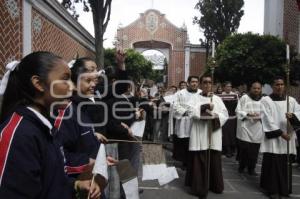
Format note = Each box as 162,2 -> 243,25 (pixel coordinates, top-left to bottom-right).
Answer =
172,51 -> 185,84
283,0 -> 299,50
283,1 -> 300,100
0,0 -> 23,74
32,9 -> 94,62
0,0 -> 95,75
189,52 -> 207,77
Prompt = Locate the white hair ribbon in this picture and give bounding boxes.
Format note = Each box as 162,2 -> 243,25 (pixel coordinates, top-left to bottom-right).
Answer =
68,60 -> 76,68
97,69 -> 105,77
0,61 -> 20,95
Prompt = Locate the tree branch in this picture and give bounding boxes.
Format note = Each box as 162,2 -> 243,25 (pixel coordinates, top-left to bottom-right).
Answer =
103,0 -> 112,32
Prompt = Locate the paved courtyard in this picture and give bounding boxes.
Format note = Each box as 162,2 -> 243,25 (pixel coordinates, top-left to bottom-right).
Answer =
139,146 -> 300,199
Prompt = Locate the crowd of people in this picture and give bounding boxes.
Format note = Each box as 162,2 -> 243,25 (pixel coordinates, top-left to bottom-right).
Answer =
0,50 -> 299,199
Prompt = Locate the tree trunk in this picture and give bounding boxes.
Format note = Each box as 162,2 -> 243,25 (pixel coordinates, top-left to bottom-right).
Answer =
90,0 -> 112,69
94,29 -> 104,69
93,13 -> 104,69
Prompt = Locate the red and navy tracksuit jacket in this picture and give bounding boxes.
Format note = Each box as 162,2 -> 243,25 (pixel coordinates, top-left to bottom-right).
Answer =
0,106 -> 73,199
53,98 -> 100,177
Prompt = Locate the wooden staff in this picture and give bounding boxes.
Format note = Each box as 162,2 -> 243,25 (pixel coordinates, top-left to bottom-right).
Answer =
207,58 -> 216,189
87,175 -> 96,199
286,44 -> 292,193
107,138 -> 168,145
207,41 -> 216,188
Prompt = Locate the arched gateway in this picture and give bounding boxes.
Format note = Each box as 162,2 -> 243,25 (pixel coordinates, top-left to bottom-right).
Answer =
116,9 -> 207,86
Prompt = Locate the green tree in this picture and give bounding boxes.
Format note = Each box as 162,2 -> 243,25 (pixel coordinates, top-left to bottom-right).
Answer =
104,48 -> 117,67
61,0 -> 112,69
104,48 -> 154,83
124,49 -> 154,82
194,0 -> 244,57
212,32 -> 292,86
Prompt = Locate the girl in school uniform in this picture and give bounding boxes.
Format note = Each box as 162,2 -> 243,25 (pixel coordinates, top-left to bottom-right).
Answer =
54,57 -> 116,198
0,51 -> 100,199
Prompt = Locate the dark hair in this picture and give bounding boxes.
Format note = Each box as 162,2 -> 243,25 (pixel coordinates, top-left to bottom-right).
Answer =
0,51 -> 62,121
272,76 -> 285,85
187,75 -> 199,83
178,81 -> 186,86
199,74 -> 212,83
71,57 -> 94,84
170,85 -> 177,91
247,80 -> 262,91
222,81 -> 232,87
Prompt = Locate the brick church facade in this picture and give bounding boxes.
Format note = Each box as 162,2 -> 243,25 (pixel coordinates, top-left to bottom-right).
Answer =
116,9 -> 207,86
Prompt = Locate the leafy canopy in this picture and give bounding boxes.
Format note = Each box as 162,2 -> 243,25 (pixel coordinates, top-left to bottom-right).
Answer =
213,32 -> 289,86
194,0 -> 244,44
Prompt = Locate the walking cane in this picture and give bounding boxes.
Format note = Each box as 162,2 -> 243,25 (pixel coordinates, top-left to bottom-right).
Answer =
285,44 -> 292,193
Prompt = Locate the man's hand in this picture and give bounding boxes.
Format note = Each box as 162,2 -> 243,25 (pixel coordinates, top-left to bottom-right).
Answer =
121,122 -> 129,129
281,132 -> 291,141
75,176 -> 101,199
94,133 -> 108,144
106,156 -> 118,166
116,49 -> 126,70
247,112 -> 260,119
135,108 -> 145,120
286,112 -> 293,119
89,180 -> 101,199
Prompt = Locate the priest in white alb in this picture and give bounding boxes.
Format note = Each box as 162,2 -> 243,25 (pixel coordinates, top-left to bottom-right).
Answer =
172,76 -> 201,167
236,81 -> 263,176
185,75 -> 228,199
260,77 -> 300,199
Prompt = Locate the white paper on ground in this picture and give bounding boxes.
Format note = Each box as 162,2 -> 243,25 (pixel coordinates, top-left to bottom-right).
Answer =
142,164 -> 167,181
130,120 -> 146,137
92,144 -> 108,180
122,177 -> 139,199
158,167 -> 179,186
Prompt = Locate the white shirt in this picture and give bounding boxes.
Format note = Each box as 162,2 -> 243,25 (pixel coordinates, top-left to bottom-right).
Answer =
173,88 -> 201,138
236,94 -> 263,143
189,94 -> 228,151
260,96 -> 300,154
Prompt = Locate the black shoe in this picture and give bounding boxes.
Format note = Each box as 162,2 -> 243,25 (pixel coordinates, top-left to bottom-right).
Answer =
139,188 -> 144,194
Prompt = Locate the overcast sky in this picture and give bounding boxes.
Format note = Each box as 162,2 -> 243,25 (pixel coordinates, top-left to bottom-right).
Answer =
73,0 -> 264,48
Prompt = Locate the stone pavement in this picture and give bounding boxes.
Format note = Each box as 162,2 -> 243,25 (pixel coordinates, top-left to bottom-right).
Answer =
138,147 -> 300,199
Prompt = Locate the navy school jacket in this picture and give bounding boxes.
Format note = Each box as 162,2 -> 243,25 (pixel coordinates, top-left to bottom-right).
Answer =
53,99 -> 100,177
0,106 -> 73,199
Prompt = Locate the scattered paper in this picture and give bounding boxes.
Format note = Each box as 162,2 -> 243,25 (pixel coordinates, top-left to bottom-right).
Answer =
122,177 -> 139,199
130,120 -> 146,137
142,164 -> 178,185
142,164 -> 167,181
158,167 -> 179,186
